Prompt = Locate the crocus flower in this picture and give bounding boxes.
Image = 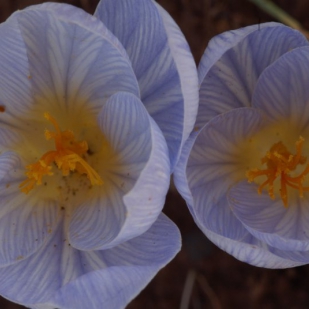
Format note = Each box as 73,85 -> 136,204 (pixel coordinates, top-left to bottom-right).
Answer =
174,23 -> 309,268
0,1 -> 189,308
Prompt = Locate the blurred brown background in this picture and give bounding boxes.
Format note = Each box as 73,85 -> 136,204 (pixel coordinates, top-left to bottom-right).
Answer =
1,0 -> 309,308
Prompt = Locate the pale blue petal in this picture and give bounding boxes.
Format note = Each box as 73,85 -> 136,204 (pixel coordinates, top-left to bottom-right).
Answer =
269,246 -> 309,264
186,108 -> 265,236
95,0 -> 169,81
253,46 -> 309,129
31,3 -> 130,61
69,188 -> 126,252
151,2 -> 199,166
229,181 -> 309,251
197,24 -> 308,128
0,126 -> 22,152
173,131 -> 198,215
69,92 -> 170,250
198,223 -> 304,268
198,22 -> 282,83
95,0 -> 198,170
12,6 -> 139,115
0,214 -> 180,309
0,15 -> 32,120
0,152 -> 22,182
0,152 -> 59,266
0,217 -> 84,306
52,214 -> 180,309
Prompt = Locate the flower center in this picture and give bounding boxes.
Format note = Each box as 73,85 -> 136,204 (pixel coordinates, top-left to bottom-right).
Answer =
19,113 -> 103,194
246,136 -> 309,207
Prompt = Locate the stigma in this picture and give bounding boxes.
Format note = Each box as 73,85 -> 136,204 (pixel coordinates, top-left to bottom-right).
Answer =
20,113 -> 103,194
246,136 -> 309,207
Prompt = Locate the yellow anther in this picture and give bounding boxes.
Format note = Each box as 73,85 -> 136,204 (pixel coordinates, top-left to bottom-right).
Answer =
20,113 -> 103,194
246,136 -> 309,207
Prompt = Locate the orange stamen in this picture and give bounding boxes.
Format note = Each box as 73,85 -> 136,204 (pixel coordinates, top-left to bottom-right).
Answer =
246,136 -> 309,207
20,113 -> 103,194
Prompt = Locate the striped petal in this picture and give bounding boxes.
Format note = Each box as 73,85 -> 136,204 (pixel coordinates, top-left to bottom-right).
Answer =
69,92 -> 170,250
95,0 -> 198,170
185,108 -> 265,237
229,181 -> 309,251
253,46 -> 309,130
269,246 -> 309,265
11,5 -> 139,116
198,223 -> 304,268
52,214 -> 180,309
0,15 -> 32,121
154,3 -> 198,155
0,152 -> 59,266
198,22 -> 281,83
173,130 -> 198,216
0,214 -> 180,309
0,126 -> 22,152
31,2 -> 130,61
197,24 -> 308,128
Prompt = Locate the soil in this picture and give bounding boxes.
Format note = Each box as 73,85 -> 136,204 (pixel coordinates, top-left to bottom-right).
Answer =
0,0 -> 309,308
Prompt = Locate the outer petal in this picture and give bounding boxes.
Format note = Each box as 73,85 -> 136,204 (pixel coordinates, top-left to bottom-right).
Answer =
197,24 -> 308,128
198,222 -> 303,268
0,214 -> 180,309
69,92 -> 170,250
31,2 -> 130,61
52,214 -> 180,309
175,108 -> 303,267
173,131 -> 198,216
198,22 -> 281,83
0,15 -> 32,120
152,2 -> 198,163
95,0 -> 198,170
0,152 -> 59,266
269,246 -> 309,264
229,181 -> 309,251
253,46 -> 309,130
10,4 -> 139,116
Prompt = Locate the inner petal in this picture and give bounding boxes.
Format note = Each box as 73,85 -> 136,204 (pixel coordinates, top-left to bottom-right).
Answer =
228,180 -> 309,252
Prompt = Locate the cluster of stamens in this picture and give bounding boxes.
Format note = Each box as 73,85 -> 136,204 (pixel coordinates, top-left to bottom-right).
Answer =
19,113 -> 103,194
246,136 -> 309,207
